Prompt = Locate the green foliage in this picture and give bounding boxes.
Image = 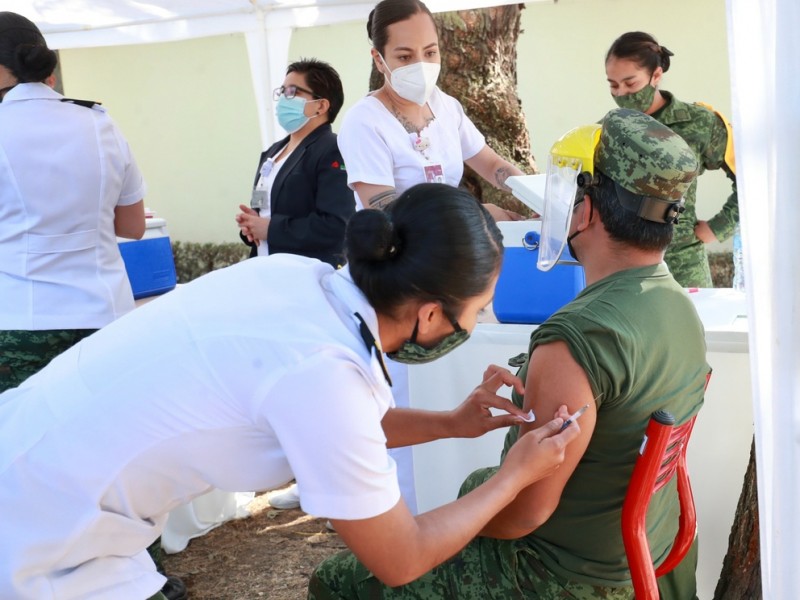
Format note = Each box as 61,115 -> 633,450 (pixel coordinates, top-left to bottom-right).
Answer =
709,252 -> 734,288
168,242 -> 734,290
171,241 -> 249,283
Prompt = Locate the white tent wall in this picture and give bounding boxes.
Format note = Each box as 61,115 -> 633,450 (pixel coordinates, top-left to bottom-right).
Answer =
728,0 -> 800,597
52,0 -> 732,245
59,35 -> 265,244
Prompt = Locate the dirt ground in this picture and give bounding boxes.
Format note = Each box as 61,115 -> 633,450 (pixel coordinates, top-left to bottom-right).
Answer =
162,487 -> 347,600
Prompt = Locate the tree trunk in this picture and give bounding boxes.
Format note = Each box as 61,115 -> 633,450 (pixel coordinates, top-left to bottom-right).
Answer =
435,4 -> 535,210
369,4 -> 536,212
713,438 -> 762,599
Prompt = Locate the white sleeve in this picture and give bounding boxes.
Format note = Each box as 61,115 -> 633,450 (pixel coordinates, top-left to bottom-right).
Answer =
338,101 -> 397,189
109,119 -> 147,207
260,353 -> 400,520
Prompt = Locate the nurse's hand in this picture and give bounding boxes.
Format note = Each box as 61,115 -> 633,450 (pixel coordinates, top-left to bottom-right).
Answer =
446,364 -> 530,438
499,407 -> 580,488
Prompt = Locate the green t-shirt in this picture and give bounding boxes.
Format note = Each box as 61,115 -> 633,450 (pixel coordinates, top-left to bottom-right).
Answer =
502,263 -> 710,587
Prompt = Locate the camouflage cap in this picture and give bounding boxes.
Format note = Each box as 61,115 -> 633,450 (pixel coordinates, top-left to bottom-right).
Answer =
595,108 -> 698,203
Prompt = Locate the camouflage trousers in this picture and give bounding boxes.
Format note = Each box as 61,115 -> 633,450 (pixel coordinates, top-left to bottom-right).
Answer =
664,240 -> 713,288
309,469 -> 634,600
308,466 -> 699,600
309,537 -> 635,600
0,329 -> 96,393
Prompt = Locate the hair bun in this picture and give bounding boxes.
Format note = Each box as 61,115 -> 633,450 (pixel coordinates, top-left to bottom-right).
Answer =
345,209 -> 402,263
657,44 -> 673,72
14,43 -> 57,82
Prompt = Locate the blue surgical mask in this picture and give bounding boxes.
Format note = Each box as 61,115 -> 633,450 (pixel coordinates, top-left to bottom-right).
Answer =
276,95 -> 320,134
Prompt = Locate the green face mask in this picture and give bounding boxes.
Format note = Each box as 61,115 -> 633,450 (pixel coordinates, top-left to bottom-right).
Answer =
387,313 -> 470,365
613,83 -> 656,113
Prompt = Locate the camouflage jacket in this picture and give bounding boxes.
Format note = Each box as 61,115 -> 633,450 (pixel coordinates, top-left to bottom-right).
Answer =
652,91 -> 738,245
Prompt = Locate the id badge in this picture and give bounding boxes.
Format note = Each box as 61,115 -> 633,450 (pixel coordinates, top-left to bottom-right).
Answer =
423,163 -> 445,184
250,188 -> 268,210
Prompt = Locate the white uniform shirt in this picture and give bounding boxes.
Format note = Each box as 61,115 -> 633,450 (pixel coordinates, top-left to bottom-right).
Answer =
254,145 -> 294,257
337,86 -> 485,206
0,256 -> 399,600
0,83 -> 146,329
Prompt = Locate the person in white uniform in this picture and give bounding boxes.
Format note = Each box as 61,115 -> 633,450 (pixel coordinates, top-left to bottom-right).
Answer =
337,0 -> 526,220
0,12 -> 146,392
0,183 -> 581,600
338,0 -> 534,510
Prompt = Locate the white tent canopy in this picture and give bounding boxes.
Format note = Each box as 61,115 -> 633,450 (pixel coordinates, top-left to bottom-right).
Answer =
4,1 -> 799,597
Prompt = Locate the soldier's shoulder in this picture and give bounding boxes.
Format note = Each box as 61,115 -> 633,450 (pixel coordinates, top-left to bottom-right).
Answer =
689,101 -> 727,127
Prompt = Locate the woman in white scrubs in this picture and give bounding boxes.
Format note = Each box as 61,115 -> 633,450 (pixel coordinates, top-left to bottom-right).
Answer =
338,0 -> 526,220
0,183 -> 580,600
0,12 -> 146,392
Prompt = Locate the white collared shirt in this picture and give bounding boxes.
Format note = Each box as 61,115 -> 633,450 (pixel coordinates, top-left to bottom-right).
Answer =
254,144 -> 294,257
0,83 -> 146,329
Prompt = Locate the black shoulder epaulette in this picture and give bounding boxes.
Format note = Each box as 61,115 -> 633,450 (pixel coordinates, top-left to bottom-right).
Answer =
60,98 -> 102,109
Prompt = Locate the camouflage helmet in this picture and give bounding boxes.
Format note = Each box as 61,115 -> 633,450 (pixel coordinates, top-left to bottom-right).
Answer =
594,108 -> 699,223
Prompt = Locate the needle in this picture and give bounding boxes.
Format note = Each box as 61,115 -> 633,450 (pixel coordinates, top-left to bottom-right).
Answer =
559,404 -> 590,432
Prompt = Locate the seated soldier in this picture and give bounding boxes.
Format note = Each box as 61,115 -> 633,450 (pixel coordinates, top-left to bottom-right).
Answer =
309,108 -> 711,600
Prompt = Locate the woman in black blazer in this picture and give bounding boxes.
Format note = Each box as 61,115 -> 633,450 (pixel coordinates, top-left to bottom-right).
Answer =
237,59 -> 355,267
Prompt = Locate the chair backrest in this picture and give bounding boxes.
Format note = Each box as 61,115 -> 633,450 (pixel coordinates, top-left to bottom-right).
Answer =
621,409 -> 698,599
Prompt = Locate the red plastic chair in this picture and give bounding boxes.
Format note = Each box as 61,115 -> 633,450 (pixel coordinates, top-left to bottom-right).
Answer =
621,409 -> 698,599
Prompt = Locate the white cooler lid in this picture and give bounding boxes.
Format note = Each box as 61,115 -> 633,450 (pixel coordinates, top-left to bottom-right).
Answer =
496,220 -> 542,249
117,217 -> 169,243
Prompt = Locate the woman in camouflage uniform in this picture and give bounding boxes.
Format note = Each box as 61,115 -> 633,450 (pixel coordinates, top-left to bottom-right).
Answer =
606,31 -> 737,288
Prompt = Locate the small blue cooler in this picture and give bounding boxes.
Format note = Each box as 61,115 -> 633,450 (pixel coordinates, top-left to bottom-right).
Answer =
493,221 -> 585,324
118,217 -> 177,300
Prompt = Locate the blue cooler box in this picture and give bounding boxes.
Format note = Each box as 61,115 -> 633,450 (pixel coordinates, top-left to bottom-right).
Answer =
493,221 -> 585,324
118,217 -> 177,300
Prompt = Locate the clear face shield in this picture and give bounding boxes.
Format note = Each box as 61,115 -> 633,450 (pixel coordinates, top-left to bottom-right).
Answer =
538,157 -> 581,271
537,124 -> 602,272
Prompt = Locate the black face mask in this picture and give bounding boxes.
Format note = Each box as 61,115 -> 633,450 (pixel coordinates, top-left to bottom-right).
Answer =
566,197 -> 591,263
566,230 -> 582,264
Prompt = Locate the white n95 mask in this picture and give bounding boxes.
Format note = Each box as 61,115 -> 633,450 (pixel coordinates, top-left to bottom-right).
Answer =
380,54 -> 440,106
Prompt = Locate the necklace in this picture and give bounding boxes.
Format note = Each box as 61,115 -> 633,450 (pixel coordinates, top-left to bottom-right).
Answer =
382,90 -> 435,159
385,97 -> 434,161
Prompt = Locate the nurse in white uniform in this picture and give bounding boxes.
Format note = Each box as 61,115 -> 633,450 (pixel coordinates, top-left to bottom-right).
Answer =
337,0 -> 533,508
0,11 -> 146,391
0,183 -> 580,600
337,0 -> 527,218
